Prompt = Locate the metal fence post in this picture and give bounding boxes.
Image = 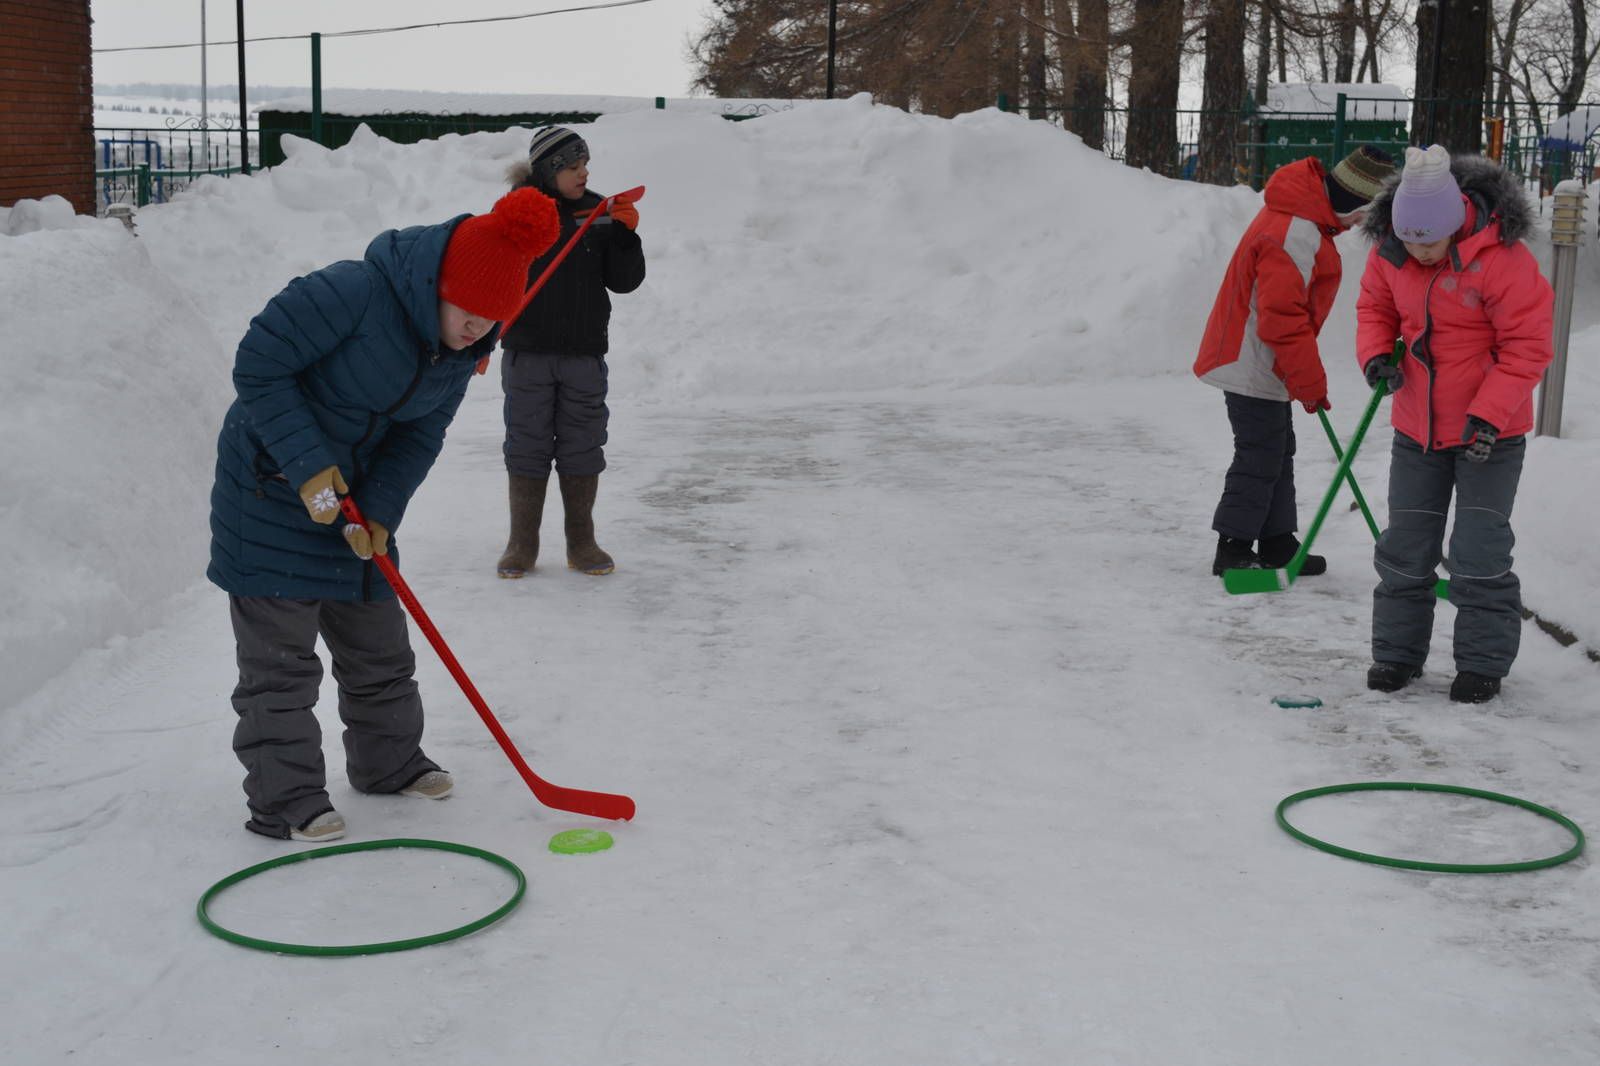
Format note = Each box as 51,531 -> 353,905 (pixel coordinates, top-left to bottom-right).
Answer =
1332,93 -> 1347,162
136,163 -> 151,207
311,32 -> 323,146
1536,181 -> 1587,437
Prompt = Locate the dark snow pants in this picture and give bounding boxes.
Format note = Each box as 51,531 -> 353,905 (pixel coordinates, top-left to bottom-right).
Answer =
1212,391 -> 1298,542
1372,431 -> 1526,678
229,595 -> 439,838
501,349 -> 609,478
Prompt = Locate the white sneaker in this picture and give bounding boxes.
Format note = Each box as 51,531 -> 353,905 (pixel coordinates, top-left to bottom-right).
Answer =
400,770 -> 453,800
291,810 -> 346,842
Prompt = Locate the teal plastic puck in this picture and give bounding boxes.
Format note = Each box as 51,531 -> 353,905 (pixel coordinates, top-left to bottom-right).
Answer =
549,829 -> 614,855
1272,695 -> 1323,708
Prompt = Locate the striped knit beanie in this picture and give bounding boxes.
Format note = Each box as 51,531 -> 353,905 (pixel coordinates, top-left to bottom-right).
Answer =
1325,145 -> 1396,213
526,126 -> 591,191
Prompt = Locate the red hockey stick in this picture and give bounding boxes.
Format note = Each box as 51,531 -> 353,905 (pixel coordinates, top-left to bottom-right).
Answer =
339,496 -> 635,821
504,185 -> 645,324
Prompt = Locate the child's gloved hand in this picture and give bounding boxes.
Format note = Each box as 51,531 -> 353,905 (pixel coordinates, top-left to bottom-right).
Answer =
1301,395 -> 1331,414
475,355 -> 491,376
342,518 -> 389,560
1461,416 -> 1499,463
298,465 -> 348,524
608,200 -> 639,230
1364,357 -> 1404,393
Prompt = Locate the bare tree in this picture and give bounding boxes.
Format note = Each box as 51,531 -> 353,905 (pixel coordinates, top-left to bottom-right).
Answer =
1199,0 -> 1249,183
1413,0 -> 1489,149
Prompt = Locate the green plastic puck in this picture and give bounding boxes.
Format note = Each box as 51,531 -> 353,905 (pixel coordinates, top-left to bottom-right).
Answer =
549,829 -> 614,855
1272,695 -> 1323,708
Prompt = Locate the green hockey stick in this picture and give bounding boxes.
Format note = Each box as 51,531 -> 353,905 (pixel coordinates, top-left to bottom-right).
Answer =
1223,340 -> 1403,595
1316,408 -> 1450,600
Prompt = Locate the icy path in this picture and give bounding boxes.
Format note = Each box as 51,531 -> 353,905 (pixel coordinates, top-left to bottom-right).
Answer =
3,379 -> 1597,1064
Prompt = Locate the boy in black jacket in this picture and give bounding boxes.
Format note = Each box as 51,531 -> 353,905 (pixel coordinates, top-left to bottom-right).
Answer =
497,126 -> 646,577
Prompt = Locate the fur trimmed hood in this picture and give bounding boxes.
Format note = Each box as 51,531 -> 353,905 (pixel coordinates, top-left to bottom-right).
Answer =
1360,153 -> 1533,245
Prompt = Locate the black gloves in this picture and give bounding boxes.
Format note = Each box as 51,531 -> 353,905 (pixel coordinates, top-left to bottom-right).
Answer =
1462,417 -> 1499,463
1364,357 -> 1404,393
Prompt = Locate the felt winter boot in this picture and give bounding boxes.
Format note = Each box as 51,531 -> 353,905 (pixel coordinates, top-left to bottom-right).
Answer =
560,473 -> 615,575
1212,536 -> 1258,576
1449,672 -> 1501,704
1367,662 -> 1423,692
497,474 -> 548,578
1257,533 -> 1327,576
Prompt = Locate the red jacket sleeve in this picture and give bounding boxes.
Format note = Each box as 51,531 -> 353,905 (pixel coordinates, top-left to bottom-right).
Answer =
1470,242 -> 1554,432
1354,246 -> 1402,371
1253,241 -> 1327,404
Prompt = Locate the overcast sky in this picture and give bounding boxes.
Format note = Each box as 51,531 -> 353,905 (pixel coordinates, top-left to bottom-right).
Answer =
91,0 -> 713,99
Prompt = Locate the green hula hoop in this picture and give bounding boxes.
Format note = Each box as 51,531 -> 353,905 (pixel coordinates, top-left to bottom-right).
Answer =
197,837 -> 526,956
1276,782 -> 1585,873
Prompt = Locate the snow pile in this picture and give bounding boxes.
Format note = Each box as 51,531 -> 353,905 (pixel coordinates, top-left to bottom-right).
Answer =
2,96 -> 1597,714
0,223 -> 231,709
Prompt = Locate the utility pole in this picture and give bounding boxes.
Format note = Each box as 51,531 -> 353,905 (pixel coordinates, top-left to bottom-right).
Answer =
200,0 -> 209,168
236,0 -> 249,174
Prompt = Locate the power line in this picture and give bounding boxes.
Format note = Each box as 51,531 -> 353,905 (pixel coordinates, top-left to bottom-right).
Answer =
93,0 -> 654,55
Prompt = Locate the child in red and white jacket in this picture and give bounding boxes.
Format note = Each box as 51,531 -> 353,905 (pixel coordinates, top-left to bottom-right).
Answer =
1194,146 -> 1395,577
1355,145 -> 1554,703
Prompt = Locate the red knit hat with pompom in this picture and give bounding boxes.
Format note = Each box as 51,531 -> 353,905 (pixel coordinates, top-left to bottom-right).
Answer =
439,187 -> 561,321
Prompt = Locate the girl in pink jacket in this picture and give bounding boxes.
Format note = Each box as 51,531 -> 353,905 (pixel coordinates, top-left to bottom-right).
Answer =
1355,145 -> 1554,703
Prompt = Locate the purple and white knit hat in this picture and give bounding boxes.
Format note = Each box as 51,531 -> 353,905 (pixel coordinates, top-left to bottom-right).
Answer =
1391,145 -> 1465,243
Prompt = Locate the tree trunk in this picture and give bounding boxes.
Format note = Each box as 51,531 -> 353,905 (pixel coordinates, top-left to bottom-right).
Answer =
996,0 -> 1023,112
1559,0 -> 1590,111
1335,0 -> 1357,81
1413,0 -> 1488,151
1198,0 -> 1247,185
1070,0 -> 1109,149
1025,0 -> 1048,118
1126,0 -> 1183,175
1252,0 -> 1272,186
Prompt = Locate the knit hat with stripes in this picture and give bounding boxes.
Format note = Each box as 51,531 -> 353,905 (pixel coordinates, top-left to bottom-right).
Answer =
526,126 -> 591,192
1325,144 -> 1397,213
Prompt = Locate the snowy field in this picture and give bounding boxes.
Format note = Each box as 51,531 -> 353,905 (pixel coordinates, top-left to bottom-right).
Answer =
3,98 -> 1600,1064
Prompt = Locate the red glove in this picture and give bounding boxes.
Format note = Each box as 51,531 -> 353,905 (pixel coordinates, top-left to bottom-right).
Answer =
1301,396 -> 1331,414
608,200 -> 639,230
475,355 -> 490,376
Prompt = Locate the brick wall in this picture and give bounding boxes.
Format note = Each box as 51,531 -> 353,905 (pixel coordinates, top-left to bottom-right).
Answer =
0,1 -> 94,215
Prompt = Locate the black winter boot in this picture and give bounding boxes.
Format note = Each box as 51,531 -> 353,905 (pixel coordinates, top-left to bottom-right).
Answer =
1449,672 -> 1502,704
559,473 -> 615,575
1212,536 -> 1258,576
497,474 -> 548,578
1258,533 -> 1327,576
1367,661 -> 1423,692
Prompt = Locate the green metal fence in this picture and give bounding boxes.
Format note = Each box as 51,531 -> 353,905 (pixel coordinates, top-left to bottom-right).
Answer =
93,124 -> 251,213
1048,94 -> 1598,191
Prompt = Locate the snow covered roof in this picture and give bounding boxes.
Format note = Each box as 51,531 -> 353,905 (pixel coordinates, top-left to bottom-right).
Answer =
1260,83 -> 1410,122
256,88 -> 792,118
1544,104 -> 1600,149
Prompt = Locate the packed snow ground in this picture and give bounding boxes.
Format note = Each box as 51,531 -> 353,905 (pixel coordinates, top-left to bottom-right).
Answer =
3,98 -> 1599,1064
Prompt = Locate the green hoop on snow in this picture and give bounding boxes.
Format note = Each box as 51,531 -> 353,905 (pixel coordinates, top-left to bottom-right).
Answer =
197,838 -> 526,956
1276,782 -> 1585,874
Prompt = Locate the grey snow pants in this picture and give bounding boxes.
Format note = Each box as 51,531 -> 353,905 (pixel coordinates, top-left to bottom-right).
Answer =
501,349 -> 609,478
1372,431 -> 1526,678
229,595 -> 440,838
1212,391 -> 1298,542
